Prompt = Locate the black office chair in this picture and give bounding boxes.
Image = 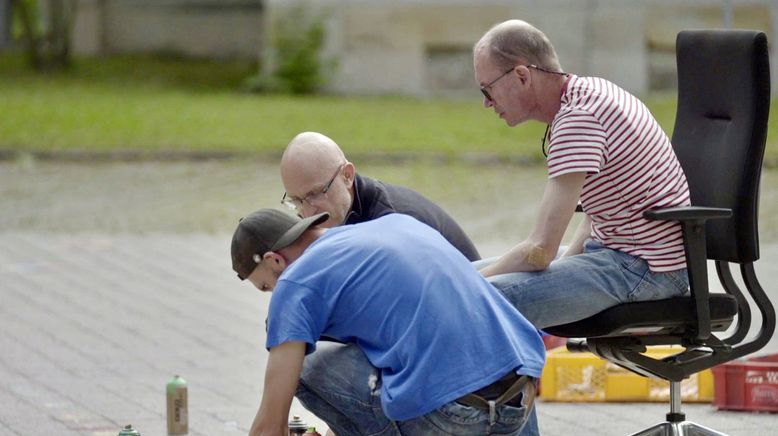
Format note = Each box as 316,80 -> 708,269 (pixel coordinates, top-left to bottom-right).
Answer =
544,30 -> 775,436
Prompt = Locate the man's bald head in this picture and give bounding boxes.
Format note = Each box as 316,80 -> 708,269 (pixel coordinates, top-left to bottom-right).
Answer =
279,132 -> 356,227
281,132 -> 347,177
474,19 -> 562,73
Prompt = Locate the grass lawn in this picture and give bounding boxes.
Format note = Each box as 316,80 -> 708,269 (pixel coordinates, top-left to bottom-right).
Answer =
1,53 -> 776,164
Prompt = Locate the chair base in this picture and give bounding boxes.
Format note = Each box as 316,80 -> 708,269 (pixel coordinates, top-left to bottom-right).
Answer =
630,420 -> 728,436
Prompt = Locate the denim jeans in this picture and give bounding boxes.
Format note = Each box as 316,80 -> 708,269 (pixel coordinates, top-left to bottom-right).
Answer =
475,240 -> 690,329
296,342 -> 536,435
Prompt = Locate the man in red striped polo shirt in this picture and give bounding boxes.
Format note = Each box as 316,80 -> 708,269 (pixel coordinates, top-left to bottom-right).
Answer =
472,19 -> 691,330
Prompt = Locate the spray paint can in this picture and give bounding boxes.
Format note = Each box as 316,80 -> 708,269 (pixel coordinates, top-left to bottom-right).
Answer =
303,427 -> 322,436
288,415 -> 307,436
117,424 -> 141,436
166,375 -> 188,434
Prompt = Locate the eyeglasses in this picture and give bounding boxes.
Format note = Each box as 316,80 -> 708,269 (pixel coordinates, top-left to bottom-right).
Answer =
480,64 -> 568,103
281,163 -> 344,210
480,67 -> 515,103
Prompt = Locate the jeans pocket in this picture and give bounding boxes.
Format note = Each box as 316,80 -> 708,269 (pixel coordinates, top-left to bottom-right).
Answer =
419,401 -> 526,435
434,401 -> 485,425
619,251 -> 645,272
495,403 -> 528,425
627,279 -> 655,302
619,255 -> 652,302
667,269 -> 690,296
627,268 -> 690,302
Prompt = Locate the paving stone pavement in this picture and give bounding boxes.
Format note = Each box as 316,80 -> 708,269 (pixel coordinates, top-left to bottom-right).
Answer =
2,233 -> 776,436
1,161 -> 777,435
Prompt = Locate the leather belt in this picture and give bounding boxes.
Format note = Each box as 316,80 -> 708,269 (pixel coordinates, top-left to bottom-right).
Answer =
456,373 -> 537,425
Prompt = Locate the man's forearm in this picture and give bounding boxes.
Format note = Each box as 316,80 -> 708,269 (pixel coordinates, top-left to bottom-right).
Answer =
249,418 -> 285,436
480,240 -> 554,277
249,341 -> 306,436
562,215 -> 592,257
481,172 -> 587,277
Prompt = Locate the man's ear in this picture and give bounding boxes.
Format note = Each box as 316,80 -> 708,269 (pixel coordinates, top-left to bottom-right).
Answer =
516,65 -> 531,86
263,251 -> 288,271
342,162 -> 356,187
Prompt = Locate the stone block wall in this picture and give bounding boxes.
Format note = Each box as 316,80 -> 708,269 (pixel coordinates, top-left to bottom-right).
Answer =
73,0 -> 263,59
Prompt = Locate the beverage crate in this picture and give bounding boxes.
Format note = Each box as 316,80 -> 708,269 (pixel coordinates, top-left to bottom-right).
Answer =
712,353 -> 778,412
541,334 -> 567,350
540,346 -> 713,402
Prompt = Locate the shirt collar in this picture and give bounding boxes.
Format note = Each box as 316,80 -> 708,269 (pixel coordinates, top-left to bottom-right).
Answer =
344,173 -> 364,223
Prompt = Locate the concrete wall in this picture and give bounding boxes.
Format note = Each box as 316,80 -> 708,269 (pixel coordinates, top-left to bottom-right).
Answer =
266,0 -> 777,96
335,3 -> 512,96
70,0 -> 777,95
73,0 -> 264,59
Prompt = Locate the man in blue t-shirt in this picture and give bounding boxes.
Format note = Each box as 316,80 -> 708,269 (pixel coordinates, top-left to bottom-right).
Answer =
231,209 -> 545,436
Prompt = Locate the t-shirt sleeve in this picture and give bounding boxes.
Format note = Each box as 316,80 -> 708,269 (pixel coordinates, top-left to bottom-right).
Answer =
546,110 -> 607,178
265,280 -> 330,355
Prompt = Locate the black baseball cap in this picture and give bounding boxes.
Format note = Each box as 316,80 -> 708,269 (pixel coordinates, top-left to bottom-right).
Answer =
231,209 -> 329,280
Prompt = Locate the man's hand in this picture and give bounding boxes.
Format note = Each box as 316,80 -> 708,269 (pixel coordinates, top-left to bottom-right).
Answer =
249,341 -> 307,436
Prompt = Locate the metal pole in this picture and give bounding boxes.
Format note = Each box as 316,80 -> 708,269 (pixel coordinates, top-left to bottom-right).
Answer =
670,381 -> 682,414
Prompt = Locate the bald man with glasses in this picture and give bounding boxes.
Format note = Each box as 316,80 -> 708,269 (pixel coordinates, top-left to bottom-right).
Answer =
472,19 -> 691,329
279,131 -> 481,261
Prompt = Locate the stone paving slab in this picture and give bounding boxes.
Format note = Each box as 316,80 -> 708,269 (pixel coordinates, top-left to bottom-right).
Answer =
1,160 -> 777,435
1,232 -> 777,436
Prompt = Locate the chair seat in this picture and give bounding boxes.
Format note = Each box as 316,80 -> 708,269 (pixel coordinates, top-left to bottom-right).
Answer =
544,294 -> 738,338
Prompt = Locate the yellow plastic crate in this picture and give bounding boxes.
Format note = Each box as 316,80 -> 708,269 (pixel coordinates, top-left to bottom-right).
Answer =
540,346 -> 714,402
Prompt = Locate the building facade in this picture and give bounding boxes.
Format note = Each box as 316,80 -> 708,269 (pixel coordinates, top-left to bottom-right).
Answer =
73,0 -> 264,59
265,0 -> 777,96
70,0 -> 777,96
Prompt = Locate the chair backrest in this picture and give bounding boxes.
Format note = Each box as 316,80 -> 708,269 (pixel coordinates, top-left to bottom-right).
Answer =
671,30 -> 770,263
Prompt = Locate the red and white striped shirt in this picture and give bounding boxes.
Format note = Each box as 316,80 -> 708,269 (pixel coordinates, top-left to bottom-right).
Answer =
547,76 -> 690,272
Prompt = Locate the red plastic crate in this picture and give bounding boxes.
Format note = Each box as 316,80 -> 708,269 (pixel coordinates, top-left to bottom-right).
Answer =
542,334 -> 567,350
712,353 -> 778,412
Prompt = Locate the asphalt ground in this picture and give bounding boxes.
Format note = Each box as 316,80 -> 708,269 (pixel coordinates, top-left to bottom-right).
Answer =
1,160 -> 777,435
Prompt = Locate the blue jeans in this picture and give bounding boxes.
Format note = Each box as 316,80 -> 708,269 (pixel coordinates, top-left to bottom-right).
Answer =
296,342 -> 536,435
475,240 -> 690,329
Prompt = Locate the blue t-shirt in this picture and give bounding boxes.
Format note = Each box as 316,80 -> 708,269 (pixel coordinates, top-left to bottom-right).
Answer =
266,214 -> 545,421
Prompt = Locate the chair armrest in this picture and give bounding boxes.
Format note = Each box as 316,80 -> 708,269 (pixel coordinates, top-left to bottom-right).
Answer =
643,206 -> 732,222
642,206 -> 732,341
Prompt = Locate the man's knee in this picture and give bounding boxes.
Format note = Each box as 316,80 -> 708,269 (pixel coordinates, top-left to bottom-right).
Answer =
300,343 -> 375,393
